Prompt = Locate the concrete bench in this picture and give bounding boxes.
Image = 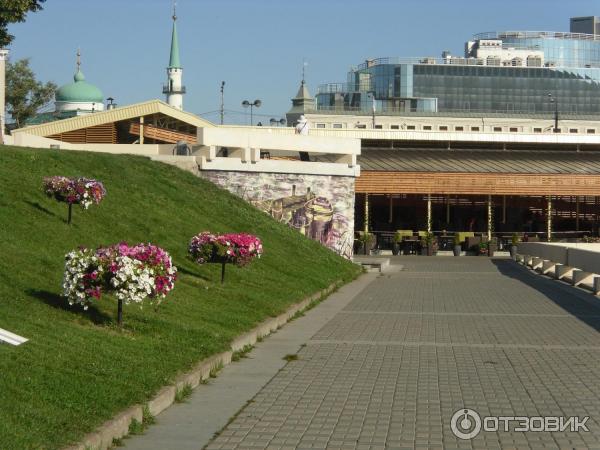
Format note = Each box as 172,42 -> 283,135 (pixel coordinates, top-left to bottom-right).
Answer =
352,256 -> 391,273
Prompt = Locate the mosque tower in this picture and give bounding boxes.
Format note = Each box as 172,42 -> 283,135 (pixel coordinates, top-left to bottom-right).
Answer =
164,4 -> 185,110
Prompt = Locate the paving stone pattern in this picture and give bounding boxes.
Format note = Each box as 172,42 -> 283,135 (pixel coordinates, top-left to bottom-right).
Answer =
206,258 -> 600,449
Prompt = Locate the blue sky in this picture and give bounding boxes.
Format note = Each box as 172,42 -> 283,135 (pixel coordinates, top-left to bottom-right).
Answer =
7,0 -> 596,124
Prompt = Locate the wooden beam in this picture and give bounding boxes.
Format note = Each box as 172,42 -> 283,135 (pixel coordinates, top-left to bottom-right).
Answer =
129,122 -> 196,144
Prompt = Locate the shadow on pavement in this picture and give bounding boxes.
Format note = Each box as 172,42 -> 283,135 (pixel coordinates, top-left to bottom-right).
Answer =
491,258 -> 600,332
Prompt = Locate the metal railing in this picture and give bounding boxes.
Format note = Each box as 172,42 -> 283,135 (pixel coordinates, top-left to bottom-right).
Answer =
367,230 -> 594,252
162,85 -> 187,94
350,55 -> 600,71
473,30 -> 600,42
310,105 -> 600,119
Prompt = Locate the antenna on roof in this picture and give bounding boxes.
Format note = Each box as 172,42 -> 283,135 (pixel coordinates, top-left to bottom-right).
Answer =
172,0 -> 177,21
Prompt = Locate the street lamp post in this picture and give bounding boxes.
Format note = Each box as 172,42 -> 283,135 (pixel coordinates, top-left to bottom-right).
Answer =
548,93 -> 559,133
220,81 -> 225,125
368,92 -> 376,128
270,117 -> 286,127
242,99 -> 261,126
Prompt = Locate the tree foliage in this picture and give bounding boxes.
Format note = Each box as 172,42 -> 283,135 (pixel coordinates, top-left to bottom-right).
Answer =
0,0 -> 46,48
6,58 -> 56,127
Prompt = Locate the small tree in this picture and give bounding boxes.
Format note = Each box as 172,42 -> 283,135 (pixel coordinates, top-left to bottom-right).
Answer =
0,0 -> 46,48
6,58 -> 56,128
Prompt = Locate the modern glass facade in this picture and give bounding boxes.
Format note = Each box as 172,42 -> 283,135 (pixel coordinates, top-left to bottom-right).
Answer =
474,31 -> 600,68
316,28 -> 600,116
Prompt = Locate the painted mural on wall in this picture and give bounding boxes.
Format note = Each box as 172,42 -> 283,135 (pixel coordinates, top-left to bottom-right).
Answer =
200,171 -> 355,259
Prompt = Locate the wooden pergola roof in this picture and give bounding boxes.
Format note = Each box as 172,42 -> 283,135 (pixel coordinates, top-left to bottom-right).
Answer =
344,149 -> 600,196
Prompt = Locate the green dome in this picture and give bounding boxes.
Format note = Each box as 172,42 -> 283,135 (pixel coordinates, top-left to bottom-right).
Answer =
56,70 -> 103,103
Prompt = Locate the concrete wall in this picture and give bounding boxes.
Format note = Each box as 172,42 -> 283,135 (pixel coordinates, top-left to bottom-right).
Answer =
6,132 -> 170,156
199,170 -> 356,259
303,113 -> 600,136
517,242 -> 569,265
517,242 -> 600,274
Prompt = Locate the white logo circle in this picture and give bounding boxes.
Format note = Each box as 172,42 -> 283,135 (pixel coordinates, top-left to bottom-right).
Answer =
451,408 -> 482,440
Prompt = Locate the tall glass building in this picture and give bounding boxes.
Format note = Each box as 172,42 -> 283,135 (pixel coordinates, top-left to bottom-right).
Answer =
316,21 -> 600,116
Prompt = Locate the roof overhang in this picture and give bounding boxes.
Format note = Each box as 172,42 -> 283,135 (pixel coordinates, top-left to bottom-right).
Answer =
356,171 -> 600,196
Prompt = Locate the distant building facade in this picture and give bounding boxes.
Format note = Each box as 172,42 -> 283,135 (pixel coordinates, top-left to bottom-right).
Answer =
309,17 -> 600,122
570,16 -> 600,35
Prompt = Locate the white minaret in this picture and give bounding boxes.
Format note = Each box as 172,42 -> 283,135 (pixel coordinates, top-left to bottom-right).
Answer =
164,3 -> 184,110
0,48 -> 8,144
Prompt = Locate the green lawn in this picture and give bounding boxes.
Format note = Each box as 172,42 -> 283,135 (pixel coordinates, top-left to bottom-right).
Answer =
0,146 -> 360,449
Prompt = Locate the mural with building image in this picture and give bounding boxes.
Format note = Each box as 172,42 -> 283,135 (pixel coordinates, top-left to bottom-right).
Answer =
199,171 -> 355,258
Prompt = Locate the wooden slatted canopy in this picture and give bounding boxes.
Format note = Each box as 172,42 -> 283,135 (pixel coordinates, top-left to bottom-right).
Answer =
356,171 -> 600,196
48,122 -> 117,144
350,148 -> 600,196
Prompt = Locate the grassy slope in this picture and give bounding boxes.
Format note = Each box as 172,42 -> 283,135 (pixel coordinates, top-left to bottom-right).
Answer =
0,146 -> 359,449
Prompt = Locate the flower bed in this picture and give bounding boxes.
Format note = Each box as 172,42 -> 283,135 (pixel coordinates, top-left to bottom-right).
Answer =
63,242 -> 177,324
189,232 -> 263,282
43,176 -> 106,223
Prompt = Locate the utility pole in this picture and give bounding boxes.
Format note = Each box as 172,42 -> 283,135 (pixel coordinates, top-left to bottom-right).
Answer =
369,92 -> 376,128
220,81 -> 225,125
548,93 -> 559,133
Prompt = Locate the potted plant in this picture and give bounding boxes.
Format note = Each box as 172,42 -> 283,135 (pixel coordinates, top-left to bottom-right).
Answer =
453,234 -> 462,256
420,232 -> 438,256
510,233 -> 519,258
392,232 -> 402,255
478,241 -> 488,256
357,232 -> 376,255
488,237 -> 498,257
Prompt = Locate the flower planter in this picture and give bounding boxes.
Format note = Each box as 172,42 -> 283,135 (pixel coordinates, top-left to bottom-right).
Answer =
453,245 -> 462,256
510,245 -> 518,259
421,245 -> 437,256
189,232 -> 263,284
63,243 -> 177,325
392,242 -> 401,256
44,176 -> 106,225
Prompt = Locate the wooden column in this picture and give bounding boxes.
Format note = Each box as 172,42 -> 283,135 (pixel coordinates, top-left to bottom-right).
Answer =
139,116 -> 144,144
576,196 -> 580,231
502,195 -> 506,224
427,194 -> 432,233
547,196 -> 553,242
446,194 -> 450,224
388,194 -> 393,223
364,193 -> 369,233
487,195 -> 493,241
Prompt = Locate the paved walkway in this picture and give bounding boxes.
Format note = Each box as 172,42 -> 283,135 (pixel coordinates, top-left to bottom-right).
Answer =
205,258 -> 600,450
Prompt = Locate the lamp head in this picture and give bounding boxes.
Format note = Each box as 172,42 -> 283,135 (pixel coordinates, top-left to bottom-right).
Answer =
253,99 -> 262,107
242,100 -> 250,108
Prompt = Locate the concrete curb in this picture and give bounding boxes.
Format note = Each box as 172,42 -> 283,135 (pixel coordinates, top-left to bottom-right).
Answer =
64,281 -> 341,450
